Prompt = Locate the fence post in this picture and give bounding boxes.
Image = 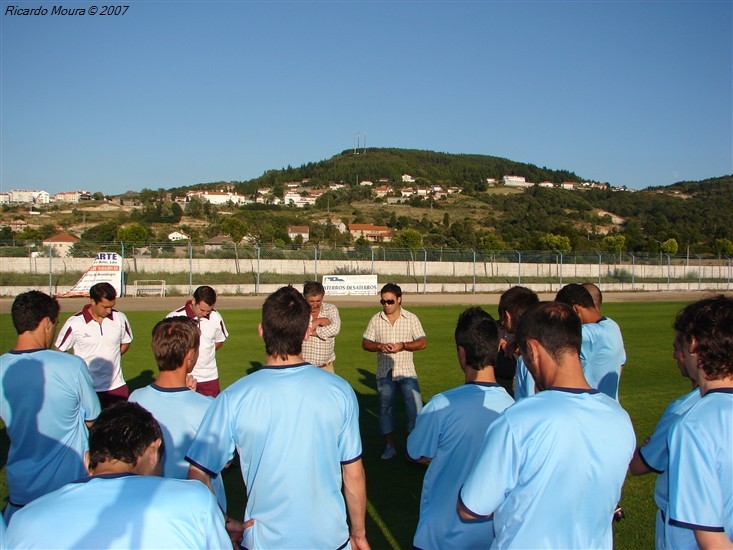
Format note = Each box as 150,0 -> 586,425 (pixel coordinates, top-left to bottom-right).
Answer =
472,249 -> 476,294
423,248 -> 427,294
631,253 -> 636,290
120,242 -> 126,296
596,252 -> 602,285
515,251 -> 522,285
48,243 -> 53,295
559,252 -> 563,287
370,247 -> 374,274
188,242 -> 193,296
314,246 -> 318,280
696,255 -> 702,291
666,254 -> 671,290
728,256 -> 731,290
256,246 -> 261,295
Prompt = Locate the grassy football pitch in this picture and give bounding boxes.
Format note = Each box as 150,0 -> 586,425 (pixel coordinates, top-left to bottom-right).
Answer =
0,301 -> 692,548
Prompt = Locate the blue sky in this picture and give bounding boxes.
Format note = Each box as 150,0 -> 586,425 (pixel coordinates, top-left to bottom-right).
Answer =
1,1 -> 731,195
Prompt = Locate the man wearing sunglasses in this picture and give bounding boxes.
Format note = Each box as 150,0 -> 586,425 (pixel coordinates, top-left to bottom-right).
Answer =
363,283 -> 427,460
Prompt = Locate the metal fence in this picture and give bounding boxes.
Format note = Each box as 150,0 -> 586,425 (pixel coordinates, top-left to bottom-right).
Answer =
1,241 -> 731,296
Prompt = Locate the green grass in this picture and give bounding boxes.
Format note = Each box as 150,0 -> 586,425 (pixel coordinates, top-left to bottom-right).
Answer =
0,301 -> 692,548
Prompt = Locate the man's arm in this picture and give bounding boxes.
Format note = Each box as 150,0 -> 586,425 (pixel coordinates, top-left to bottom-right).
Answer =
187,463 -> 216,494
120,343 -> 130,355
362,338 -> 384,353
457,494 -> 491,522
342,459 -> 370,550
629,438 -> 653,475
694,530 -> 733,550
215,342 -> 224,351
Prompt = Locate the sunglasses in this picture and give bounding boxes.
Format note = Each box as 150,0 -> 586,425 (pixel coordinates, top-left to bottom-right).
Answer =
380,299 -> 396,306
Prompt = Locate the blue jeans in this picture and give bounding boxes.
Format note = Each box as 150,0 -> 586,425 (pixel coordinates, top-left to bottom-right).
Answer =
377,370 -> 423,436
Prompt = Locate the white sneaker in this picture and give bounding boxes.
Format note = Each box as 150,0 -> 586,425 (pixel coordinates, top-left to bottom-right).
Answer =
381,445 -> 397,460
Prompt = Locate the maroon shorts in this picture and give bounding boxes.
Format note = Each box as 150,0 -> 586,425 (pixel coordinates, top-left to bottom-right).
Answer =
196,379 -> 220,398
97,385 -> 129,409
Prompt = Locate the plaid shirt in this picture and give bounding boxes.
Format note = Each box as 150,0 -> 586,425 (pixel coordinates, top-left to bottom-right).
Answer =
363,307 -> 426,380
301,302 -> 340,367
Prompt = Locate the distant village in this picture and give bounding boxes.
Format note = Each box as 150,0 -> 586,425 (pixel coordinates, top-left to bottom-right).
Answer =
1,173 -> 630,209
1,174 -> 635,255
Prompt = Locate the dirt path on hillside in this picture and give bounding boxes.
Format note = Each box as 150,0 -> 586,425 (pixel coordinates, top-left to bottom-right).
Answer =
1,290 -> 727,314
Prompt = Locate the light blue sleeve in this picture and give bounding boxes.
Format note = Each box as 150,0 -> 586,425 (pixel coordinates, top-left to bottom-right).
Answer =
460,415 -> 517,517
338,384 -> 363,463
668,417 -> 724,531
75,356 -> 101,421
407,396 -> 442,460
185,393 -> 236,477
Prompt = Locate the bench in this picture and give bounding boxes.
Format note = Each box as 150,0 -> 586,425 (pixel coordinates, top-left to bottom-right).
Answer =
133,280 -> 166,297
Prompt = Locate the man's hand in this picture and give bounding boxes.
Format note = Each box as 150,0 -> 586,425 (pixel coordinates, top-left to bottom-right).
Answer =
186,374 -> 198,391
382,342 -> 405,354
349,532 -> 370,550
225,517 -> 254,549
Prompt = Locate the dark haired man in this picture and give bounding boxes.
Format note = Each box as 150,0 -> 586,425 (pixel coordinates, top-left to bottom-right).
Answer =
363,282 -> 427,460
167,285 -> 228,397
0,291 -> 100,523
187,285 -> 369,550
498,285 -> 539,401
407,307 -> 513,549
5,402 -> 230,548
629,313 -> 701,549
459,302 -> 635,548
301,280 -> 341,373
555,283 -> 626,400
129,317 -> 226,509
55,282 -> 133,408
665,295 -> 733,548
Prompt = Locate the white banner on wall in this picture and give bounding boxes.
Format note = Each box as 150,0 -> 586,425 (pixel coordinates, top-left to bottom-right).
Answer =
322,275 -> 378,296
59,253 -> 124,297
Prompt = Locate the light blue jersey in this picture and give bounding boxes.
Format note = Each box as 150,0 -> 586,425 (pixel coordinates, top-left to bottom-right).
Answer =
639,388 -> 700,549
460,388 -> 635,549
0,349 -> 100,521
512,356 -> 535,401
5,473 -> 230,549
667,388 -> 733,547
129,384 -> 226,510
186,363 -> 362,550
407,382 -> 514,549
580,317 -> 626,399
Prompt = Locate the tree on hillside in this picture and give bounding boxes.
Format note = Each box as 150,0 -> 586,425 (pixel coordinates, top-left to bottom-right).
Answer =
602,235 -> 626,262
82,221 -> 119,242
660,238 -> 679,256
713,238 -> 733,257
393,229 -> 423,249
542,233 -> 572,253
220,217 -> 248,243
117,224 -> 149,245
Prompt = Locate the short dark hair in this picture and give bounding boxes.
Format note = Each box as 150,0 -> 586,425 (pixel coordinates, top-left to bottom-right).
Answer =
88,402 -> 164,470
193,286 -> 217,307
89,282 -> 116,303
151,317 -> 200,372
555,284 -> 595,309
455,307 -> 499,371
11,291 -> 60,334
582,282 -> 603,309
498,286 -> 539,329
380,283 -> 402,298
674,295 -> 733,380
303,281 -> 325,298
516,302 -> 582,363
262,286 -> 310,360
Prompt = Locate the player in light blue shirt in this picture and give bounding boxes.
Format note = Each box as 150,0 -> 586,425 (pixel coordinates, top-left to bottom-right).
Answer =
5,401 -> 231,548
556,284 -> 626,399
129,316 -> 226,509
407,307 -> 513,549
666,295 -> 733,549
497,286 -> 538,401
629,327 -> 700,549
459,302 -> 635,548
0,291 -> 100,523
187,285 -> 369,550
